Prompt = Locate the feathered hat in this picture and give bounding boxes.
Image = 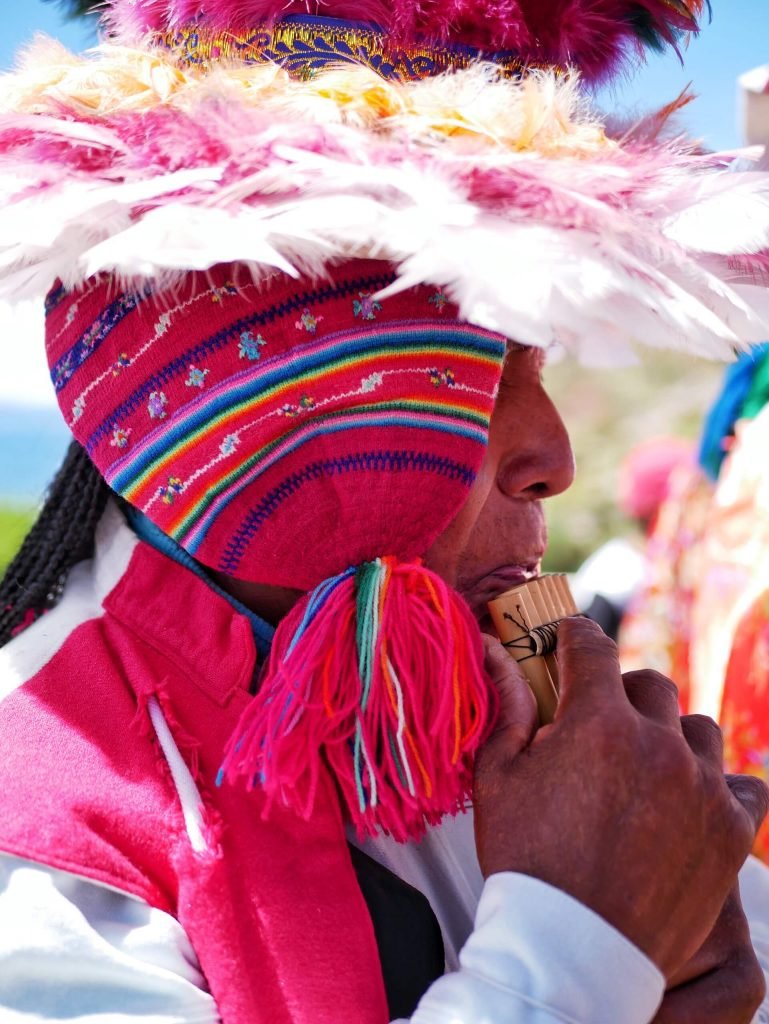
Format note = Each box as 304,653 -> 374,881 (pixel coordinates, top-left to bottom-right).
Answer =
2,0 -> 769,840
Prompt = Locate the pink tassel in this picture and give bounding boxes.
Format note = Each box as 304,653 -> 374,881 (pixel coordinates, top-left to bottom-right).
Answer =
218,558 -> 497,842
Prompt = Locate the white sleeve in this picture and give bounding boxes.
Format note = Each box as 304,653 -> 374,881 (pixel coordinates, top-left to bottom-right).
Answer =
399,873 -> 664,1024
0,854 -> 664,1024
0,853 -> 219,1023
739,856 -> 769,1024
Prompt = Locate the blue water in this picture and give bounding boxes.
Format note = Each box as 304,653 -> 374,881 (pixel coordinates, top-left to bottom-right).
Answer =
0,404 -> 71,505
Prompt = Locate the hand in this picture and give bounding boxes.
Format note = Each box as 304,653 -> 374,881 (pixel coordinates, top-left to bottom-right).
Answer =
474,617 -> 769,979
653,886 -> 766,1023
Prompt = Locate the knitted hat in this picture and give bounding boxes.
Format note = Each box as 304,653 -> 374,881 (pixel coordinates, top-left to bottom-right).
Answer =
47,262 -> 504,589
3,0 -> 769,840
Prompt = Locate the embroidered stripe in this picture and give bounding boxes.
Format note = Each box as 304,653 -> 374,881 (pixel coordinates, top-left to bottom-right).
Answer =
50,289 -> 152,394
177,403 -> 489,550
85,272 -> 397,451
108,325 -> 503,495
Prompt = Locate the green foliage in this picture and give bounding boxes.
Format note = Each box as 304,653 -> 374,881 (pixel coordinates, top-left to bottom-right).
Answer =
0,507 -> 35,576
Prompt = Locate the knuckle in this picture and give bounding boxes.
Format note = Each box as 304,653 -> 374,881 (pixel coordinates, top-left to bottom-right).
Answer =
559,616 -> 614,649
683,713 -> 722,738
625,669 -> 678,696
729,773 -> 769,827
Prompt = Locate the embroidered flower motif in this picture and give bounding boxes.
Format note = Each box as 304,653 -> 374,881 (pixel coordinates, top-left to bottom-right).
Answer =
353,292 -> 382,321
429,291 -> 449,313
278,394 -> 315,417
53,353 -> 73,390
295,308 -> 323,333
155,311 -> 172,338
212,282 -> 238,304
81,322 -> 102,352
159,476 -> 184,505
148,391 -> 168,419
239,331 -> 267,361
361,372 -> 384,393
110,427 -> 132,449
220,433 -> 239,457
186,365 -> 209,389
71,396 -> 86,422
428,368 -> 457,388
112,353 -> 130,376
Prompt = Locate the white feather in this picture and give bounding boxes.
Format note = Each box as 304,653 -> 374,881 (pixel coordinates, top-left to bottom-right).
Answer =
664,173 -> 769,254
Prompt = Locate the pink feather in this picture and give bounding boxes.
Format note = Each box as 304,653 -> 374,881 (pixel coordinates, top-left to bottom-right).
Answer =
104,0 -> 706,81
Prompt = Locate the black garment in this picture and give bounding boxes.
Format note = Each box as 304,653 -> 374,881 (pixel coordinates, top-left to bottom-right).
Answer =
583,593 -> 623,642
349,845 -> 445,1019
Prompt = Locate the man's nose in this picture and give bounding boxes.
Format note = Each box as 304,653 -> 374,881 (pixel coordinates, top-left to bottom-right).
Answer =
495,391 -> 575,501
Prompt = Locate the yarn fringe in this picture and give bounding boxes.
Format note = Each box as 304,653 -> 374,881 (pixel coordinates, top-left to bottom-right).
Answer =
218,558 -> 497,841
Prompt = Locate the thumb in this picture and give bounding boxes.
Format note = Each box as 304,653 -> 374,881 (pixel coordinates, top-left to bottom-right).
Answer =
483,634 -> 538,749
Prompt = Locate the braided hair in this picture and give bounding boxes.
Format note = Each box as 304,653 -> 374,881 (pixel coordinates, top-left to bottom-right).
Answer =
0,442 -> 111,646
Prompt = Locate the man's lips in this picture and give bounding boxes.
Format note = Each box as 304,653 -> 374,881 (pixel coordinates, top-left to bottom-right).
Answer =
462,562 -> 542,612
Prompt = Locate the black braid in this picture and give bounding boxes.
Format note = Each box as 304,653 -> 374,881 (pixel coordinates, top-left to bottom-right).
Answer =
0,442 -> 111,646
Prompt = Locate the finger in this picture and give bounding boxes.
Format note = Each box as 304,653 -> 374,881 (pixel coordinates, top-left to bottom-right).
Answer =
653,956 -> 766,1024
483,635 -> 538,748
726,774 -> 769,838
681,715 -> 724,767
666,888 -> 747,988
623,670 -> 682,732
554,616 -> 626,718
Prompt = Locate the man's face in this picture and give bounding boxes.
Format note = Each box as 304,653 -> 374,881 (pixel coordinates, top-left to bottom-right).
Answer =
424,344 -> 575,632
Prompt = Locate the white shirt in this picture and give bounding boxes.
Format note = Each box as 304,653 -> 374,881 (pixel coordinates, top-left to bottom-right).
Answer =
2,819 -> 768,1024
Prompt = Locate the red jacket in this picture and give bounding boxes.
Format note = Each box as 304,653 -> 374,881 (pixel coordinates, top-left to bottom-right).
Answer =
0,505 -> 389,1023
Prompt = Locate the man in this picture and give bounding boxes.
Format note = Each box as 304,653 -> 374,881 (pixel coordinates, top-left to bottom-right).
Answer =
1,2 -> 769,1021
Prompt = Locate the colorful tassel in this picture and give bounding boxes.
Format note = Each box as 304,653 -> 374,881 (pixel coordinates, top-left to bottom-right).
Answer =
218,558 -> 497,841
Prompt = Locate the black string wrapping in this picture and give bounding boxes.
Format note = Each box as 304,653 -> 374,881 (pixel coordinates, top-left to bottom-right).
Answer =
502,618 -> 563,660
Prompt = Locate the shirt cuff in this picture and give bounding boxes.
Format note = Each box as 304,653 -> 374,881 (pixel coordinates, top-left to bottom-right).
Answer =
410,872 -> 664,1024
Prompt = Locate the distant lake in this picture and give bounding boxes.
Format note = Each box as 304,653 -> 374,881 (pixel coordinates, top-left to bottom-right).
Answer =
0,404 -> 70,506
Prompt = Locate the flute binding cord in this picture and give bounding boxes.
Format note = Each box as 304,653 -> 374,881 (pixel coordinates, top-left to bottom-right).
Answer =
503,618 -> 562,659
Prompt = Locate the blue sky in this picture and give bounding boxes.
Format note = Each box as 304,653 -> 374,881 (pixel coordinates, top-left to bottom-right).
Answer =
2,1 -> 768,149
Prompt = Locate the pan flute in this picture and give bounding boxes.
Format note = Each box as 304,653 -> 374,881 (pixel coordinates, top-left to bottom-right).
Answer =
488,574 -> 579,724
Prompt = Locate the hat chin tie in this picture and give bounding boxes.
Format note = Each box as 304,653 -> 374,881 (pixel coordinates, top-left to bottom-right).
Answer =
218,557 -> 498,842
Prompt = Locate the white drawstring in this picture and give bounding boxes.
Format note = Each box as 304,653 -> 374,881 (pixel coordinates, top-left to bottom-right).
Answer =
147,696 -> 209,854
